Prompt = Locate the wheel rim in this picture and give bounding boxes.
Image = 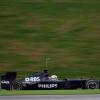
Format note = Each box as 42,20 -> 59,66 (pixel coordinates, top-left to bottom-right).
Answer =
86,80 -> 98,89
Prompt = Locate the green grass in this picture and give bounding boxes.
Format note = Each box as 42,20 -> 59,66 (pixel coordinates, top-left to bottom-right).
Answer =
0,90 -> 100,96
0,0 -> 100,79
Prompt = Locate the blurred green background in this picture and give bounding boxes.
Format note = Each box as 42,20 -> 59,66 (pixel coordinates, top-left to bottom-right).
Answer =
0,0 -> 100,79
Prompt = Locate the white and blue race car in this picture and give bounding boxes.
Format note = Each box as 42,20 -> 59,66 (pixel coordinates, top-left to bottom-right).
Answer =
0,70 -> 100,90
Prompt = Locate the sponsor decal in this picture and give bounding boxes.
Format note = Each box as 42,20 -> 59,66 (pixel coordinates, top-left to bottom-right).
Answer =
25,77 -> 40,82
38,84 -> 58,88
1,81 -> 10,84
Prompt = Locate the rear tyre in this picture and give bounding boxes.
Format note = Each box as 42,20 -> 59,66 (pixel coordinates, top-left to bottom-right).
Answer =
12,81 -> 22,90
86,80 -> 99,89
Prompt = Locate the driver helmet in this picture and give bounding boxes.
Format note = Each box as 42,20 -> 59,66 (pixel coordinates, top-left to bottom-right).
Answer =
50,75 -> 58,80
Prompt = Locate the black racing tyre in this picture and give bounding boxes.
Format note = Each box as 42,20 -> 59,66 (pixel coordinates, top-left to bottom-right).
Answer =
12,81 -> 22,90
86,80 -> 99,89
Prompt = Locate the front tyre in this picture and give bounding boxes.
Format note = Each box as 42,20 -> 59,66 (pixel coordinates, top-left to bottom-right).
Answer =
86,80 -> 99,89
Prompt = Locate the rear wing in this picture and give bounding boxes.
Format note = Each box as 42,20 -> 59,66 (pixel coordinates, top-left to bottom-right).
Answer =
1,72 -> 17,81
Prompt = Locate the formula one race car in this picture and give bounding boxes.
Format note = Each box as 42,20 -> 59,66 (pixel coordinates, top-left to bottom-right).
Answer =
0,70 -> 100,90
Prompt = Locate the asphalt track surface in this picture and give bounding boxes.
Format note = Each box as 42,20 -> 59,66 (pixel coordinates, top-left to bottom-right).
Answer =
0,95 -> 100,100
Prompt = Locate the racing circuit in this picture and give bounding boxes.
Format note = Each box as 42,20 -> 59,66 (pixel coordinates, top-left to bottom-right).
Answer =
0,95 -> 100,100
